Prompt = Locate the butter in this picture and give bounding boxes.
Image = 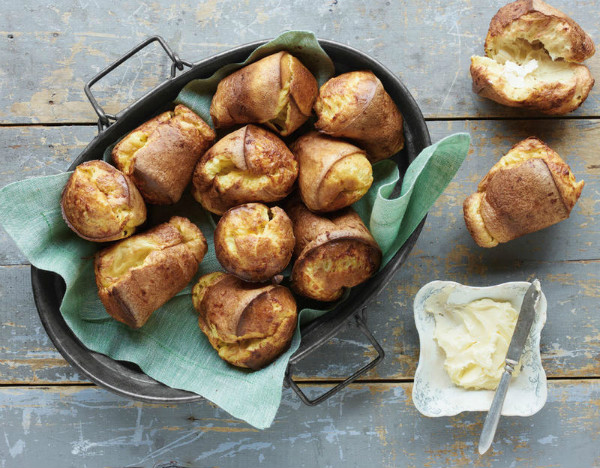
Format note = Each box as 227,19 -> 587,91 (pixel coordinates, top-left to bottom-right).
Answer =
503,59 -> 538,88
426,290 -> 521,390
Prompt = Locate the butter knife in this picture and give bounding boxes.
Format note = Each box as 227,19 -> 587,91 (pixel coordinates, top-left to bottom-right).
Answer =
478,279 -> 541,455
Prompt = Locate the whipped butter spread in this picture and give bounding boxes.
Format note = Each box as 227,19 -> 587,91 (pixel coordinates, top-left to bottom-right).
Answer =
426,288 -> 521,390
503,59 -> 538,88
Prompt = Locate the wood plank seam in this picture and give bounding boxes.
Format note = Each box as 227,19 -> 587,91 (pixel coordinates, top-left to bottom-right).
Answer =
5,116 -> 600,127
3,258 -> 600,268
1,375 -> 599,387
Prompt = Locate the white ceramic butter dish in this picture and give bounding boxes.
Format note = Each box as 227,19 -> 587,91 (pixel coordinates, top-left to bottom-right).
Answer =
412,281 -> 547,417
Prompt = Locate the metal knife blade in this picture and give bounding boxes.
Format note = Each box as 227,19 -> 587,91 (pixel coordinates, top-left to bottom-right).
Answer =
506,279 -> 541,364
478,279 -> 541,455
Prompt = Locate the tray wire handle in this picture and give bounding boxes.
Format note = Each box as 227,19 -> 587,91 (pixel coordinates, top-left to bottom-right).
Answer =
84,35 -> 192,132
284,308 -> 385,406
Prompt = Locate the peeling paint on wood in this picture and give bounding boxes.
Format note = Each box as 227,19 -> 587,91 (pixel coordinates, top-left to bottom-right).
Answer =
1,1 -> 600,466
1,256 -> 599,384
1,0 -> 600,123
0,382 -> 598,467
0,119 -> 598,264
0,116 -> 599,384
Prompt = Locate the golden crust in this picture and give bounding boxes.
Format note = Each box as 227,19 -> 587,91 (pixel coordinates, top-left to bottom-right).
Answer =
192,273 -> 298,370
292,132 -> 373,213
470,55 -> 594,115
313,70 -> 404,162
287,201 -> 382,302
463,137 -> 584,247
192,125 -> 298,215
61,160 -> 147,242
479,137 -> 584,210
210,51 -> 318,136
463,193 -> 498,248
485,0 -> 595,63
112,105 -> 215,205
95,216 -> 207,328
214,203 -> 295,282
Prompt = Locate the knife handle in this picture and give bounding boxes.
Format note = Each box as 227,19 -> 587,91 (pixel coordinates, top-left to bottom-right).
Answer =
478,359 -> 518,454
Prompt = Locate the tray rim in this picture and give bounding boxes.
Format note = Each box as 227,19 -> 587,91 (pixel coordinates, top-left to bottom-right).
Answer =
31,36 -> 431,403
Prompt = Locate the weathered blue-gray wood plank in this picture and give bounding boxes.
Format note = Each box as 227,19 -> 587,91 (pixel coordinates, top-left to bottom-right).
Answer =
0,266 -> 83,384
0,126 -> 97,265
0,119 -> 597,265
0,119 -> 598,383
1,0 -> 599,123
1,256 -> 597,383
1,1 -> 600,466
0,126 -> 95,189
0,382 -> 598,468
296,256 -> 600,381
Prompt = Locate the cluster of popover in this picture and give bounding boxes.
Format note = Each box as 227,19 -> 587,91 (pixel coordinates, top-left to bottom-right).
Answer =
61,50 -> 404,370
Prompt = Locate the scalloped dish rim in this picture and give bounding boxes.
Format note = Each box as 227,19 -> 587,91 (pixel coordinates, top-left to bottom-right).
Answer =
412,280 -> 548,417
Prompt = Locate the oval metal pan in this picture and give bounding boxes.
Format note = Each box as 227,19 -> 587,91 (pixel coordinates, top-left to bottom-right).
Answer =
31,39 -> 431,403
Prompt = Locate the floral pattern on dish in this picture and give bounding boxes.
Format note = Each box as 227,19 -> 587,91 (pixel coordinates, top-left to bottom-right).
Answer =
412,281 -> 547,417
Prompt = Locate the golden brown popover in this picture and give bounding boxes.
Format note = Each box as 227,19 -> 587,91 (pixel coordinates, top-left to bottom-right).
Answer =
192,125 -> 298,215
287,201 -> 382,302
192,272 -> 298,370
210,51 -> 318,136
470,0 -> 595,114
313,70 -> 404,162
95,216 -> 207,328
61,160 -> 146,242
463,137 -> 584,247
292,132 -> 373,212
112,104 -> 215,204
214,203 -> 295,282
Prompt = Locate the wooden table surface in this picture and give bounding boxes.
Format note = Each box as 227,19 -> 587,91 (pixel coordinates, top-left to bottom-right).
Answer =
1,0 -> 599,466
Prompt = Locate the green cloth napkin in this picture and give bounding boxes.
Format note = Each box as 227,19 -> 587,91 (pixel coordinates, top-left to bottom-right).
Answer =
0,31 -> 470,429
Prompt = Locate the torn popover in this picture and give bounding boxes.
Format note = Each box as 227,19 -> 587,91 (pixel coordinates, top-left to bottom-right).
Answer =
470,0 -> 595,114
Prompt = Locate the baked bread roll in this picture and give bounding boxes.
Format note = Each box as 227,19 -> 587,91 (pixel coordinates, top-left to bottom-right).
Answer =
210,51 -> 318,136
313,71 -> 404,162
463,137 -> 584,247
470,0 -> 595,114
288,201 -> 382,302
192,125 -> 298,215
112,105 -> 215,205
214,203 -> 295,282
61,160 -> 146,242
192,272 -> 297,370
95,216 -> 207,328
292,132 -> 373,213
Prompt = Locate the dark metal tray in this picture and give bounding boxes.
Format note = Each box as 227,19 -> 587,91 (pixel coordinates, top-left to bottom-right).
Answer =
31,36 -> 430,406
